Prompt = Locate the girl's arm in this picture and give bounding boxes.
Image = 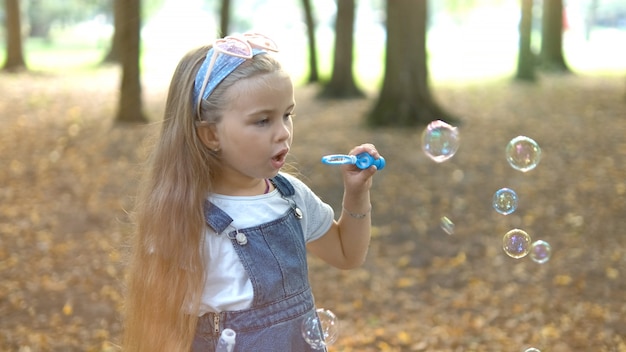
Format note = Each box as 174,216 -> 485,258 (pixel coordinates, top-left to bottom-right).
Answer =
306,144 -> 380,269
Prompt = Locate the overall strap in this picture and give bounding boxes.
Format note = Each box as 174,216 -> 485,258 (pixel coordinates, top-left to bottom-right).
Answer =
202,200 -> 233,234
202,174 -> 295,232
270,173 -> 295,197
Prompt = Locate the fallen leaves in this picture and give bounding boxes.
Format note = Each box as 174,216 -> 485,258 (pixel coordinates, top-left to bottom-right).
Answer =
1,70 -> 626,351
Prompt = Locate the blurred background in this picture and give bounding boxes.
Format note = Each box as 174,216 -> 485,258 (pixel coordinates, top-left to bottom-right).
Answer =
1,0 -> 626,351
2,0 -> 625,85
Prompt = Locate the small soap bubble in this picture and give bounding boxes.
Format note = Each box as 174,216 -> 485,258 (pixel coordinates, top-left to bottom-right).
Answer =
506,136 -> 541,172
421,120 -> 460,163
523,348 -> 541,352
440,216 -> 455,235
493,188 -> 519,215
301,308 -> 339,349
530,240 -> 552,264
502,229 -> 532,258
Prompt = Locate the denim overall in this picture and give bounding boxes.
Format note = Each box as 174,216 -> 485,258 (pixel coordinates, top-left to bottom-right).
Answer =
192,174 -> 326,351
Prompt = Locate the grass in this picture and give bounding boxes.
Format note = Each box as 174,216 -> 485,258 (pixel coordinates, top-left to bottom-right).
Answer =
3,38 -> 107,71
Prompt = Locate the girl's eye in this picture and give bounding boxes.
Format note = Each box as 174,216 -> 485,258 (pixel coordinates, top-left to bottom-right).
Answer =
255,118 -> 270,126
284,113 -> 295,121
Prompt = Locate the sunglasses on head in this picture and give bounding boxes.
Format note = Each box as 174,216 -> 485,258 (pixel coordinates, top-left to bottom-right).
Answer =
195,33 -> 279,118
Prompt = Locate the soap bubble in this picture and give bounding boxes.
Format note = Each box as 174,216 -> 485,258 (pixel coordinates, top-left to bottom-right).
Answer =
493,188 -> 519,215
523,348 -> 541,352
530,240 -> 552,264
506,136 -> 541,172
301,308 -> 339,349
502,229 -> 532,258
421,120 -> 460,163
440,216 -> 455,235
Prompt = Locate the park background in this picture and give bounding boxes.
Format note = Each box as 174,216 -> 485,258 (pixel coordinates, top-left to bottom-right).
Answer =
1,0 -> 625,351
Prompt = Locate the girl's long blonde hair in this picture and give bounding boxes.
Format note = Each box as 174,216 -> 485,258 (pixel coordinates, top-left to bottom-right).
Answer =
123,45 -> 283,351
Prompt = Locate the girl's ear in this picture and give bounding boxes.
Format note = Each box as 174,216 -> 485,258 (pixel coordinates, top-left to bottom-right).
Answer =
196,122 -> 220,151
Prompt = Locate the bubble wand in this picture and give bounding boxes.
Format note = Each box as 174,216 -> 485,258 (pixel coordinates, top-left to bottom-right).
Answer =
321,152 -> 386,170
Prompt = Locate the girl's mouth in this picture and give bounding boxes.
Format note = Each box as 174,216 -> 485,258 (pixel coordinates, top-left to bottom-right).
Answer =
271,150 -> 288,169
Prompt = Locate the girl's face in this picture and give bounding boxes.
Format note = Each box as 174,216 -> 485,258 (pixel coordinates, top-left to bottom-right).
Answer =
211,71 -> 295,189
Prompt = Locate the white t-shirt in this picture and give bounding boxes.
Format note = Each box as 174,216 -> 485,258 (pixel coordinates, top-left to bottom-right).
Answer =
199,173 -> 334,315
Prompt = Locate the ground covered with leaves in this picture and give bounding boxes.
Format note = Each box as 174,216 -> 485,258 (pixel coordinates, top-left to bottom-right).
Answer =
0,69 -> 625,352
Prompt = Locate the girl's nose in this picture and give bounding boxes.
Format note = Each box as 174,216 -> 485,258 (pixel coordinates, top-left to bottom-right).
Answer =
276,120 -> 291,141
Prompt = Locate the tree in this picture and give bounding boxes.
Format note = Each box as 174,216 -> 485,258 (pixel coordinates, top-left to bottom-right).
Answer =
516,0 -> 536,81
2,0 -> 27,72
27,0 -> 54,39
301,0 -> 320,83
218,0 -> 231,36
318,0 -> 363,98
540,0 -> 570,72
26,0 -> 111,40
102,0 -> 123,63
103,0 -> 164,64
115,0 -> 147,123
367,0 -> 454,126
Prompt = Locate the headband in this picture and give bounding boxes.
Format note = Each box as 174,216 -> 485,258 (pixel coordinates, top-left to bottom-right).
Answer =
192,47 -> 267,111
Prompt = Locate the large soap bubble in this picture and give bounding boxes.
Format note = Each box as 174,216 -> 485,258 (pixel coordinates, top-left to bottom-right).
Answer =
505,136 -> 541,172
301,308 -> 339,349
421,120 -> 460,163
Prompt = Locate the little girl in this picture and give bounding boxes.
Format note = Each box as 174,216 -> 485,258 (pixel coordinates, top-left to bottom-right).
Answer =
123,33 -> 381,351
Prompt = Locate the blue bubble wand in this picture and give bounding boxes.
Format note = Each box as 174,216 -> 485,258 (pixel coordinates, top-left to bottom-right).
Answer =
321,152 -> 385,170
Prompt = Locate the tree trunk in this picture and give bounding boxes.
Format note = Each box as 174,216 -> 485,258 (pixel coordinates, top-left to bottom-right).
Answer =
27,0 -> 52,40
367,0 -> 454,127
318,0 -> 363,99
301,0 -> 319,83
115,0 -> 147,123
516,0 -> 536,81
219,0 -> 231,36
102,0 -> 123,64
540,0 -> 570,72
3,0 -> 27,72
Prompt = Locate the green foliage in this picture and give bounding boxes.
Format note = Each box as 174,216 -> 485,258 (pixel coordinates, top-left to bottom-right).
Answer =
21,0 -> 164,40
24,0 -> 111,39
143,0 -> 166,20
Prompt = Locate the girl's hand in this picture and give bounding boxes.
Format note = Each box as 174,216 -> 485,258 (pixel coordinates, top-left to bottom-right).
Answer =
340,143 -> 381,193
